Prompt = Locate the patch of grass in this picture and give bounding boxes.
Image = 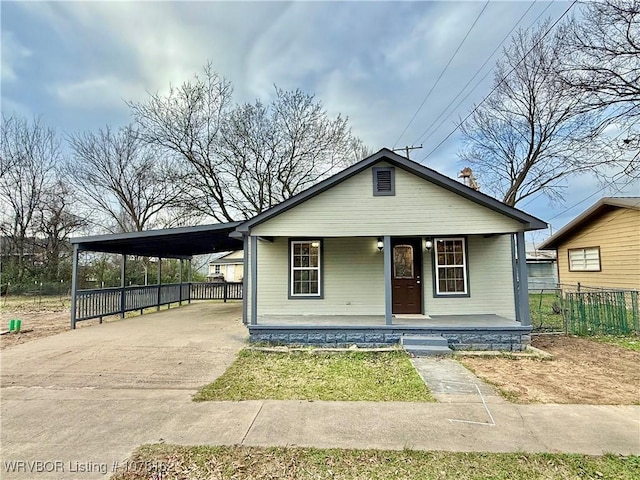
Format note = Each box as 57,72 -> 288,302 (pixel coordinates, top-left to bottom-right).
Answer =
1,294 -> 70,312
529,292 -> 565,332
193,349 -> 434,402
590,334 -> 640,351
111,444 -> 640,480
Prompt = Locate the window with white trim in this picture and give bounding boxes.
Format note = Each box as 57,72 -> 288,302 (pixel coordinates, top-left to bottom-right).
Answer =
568,247 -> 600,271
291,240 -> 321,296
214,265 -> 221,274
435,238 -> 468,295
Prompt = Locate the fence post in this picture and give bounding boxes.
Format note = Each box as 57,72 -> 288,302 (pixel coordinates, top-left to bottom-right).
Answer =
224,282 -> 228,303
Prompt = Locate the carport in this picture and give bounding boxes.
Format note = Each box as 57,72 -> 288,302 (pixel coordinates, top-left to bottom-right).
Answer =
68,222 -> 244,328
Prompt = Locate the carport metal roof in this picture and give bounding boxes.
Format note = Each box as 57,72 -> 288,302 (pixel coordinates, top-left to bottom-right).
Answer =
70,222 -> 243,258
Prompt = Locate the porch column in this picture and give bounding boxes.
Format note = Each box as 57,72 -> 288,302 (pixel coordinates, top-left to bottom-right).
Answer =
70,244 -> 79,329
510,236 -> 519,322
120,254 -> 127,318
516,231 -> 531,326
242,235 -> 248,325
250,235 -> 258,325
157,257 -> 162,311
384,235 -> 392,325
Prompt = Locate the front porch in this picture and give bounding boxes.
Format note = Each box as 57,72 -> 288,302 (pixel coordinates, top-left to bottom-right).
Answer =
249,314 -> 531,351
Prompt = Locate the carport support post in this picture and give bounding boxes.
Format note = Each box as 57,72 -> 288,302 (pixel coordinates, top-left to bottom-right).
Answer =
516,231 -> 531,326
120,254 -> 127,318
384,235 -> 392,325
157,257 -> 162,311
187,259 -> 192,304
70,244 -> 79,329
179,259 -> 183,306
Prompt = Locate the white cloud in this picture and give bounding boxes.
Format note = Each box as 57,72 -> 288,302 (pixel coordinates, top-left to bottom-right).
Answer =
1,31 -> 32,82
52,75 -> 144,110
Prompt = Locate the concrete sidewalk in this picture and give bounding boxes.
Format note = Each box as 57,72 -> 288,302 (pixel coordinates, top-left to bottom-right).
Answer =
1,303 -> 639,479
2,387 -> 639,479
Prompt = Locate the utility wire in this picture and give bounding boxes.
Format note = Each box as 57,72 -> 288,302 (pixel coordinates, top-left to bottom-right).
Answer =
544,172 -> 639,244
520,119 -> 638,208
392,0 -> 491,149
414,0 -> 551,146
419,0 -> 578,163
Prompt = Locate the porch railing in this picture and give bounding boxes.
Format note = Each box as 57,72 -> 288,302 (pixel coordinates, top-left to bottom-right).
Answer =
73,282 -> 242,326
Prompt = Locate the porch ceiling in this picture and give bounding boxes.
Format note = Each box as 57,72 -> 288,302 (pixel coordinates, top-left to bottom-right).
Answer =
70,222 -> 244,258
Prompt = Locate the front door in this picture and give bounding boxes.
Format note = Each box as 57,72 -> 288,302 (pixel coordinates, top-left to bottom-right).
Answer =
391,238 -> 423,314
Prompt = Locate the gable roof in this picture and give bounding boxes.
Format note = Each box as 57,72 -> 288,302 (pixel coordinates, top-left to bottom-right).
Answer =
539,197 -> 640,250
234,148 -> 547,236
209,250 -> 244,264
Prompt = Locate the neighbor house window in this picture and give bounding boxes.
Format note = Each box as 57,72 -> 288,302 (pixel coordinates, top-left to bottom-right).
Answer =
290,240 -> 322,297
434,238 -> 468,295
214,265 -> 221,274
568,247 -> 600,271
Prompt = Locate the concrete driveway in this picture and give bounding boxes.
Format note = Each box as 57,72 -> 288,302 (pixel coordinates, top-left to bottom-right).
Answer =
1,302 -> 248,479
1,302 -> 246,391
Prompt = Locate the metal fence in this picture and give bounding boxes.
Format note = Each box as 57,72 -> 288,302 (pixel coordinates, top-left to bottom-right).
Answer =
73,282 -> 242,326
529,283 -> 639,335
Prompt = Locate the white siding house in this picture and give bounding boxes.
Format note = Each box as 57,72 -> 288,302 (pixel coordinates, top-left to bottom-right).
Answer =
233,149 -> 547,350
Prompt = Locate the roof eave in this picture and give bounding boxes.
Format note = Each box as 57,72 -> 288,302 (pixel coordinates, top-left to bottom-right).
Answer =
235,148 -> 547,234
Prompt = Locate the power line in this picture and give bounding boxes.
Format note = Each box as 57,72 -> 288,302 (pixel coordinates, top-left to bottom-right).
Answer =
419,0 -> 578,163
519,119 -> 638,208
392,0 -> 491,149
546,167 -> 638,224
413,0 -> 551,146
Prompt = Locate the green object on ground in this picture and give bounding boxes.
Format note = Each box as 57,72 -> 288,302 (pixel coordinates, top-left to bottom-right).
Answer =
8,319 -> 21,332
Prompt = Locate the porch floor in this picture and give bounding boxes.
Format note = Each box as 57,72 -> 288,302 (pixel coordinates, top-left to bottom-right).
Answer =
256,314 -> 521,328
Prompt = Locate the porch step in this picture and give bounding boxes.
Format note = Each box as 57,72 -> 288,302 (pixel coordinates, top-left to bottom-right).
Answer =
401,335 -> 452,356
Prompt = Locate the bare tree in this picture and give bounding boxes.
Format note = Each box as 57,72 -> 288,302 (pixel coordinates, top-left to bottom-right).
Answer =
559,0 -> 640,123
216,88 -> 368,218
130,64 -> 368,221
129,63 -> 235,222
0,115 -> 59,281
35,179 -> 88,280
67,124 -> 181,233
459,22 -> 633,206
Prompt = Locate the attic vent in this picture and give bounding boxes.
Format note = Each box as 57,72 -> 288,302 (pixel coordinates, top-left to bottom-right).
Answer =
373,167 -> 395,196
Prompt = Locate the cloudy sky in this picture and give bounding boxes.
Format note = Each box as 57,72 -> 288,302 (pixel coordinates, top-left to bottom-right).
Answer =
2,0 -> 637,240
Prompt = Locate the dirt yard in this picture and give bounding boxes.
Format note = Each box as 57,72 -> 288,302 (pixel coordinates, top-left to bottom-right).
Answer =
0,296 -> 116,349
460,335 -> 640,405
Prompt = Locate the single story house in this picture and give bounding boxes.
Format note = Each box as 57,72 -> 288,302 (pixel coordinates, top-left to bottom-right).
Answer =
206,250 -> 244,282
539,197 -> 640,290
68,148 -> 547,351
231,148 -> 547,350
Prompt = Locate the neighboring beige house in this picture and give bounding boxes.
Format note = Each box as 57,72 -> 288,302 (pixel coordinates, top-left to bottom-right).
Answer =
207,250 -> 244,282
539,197 -> 640,290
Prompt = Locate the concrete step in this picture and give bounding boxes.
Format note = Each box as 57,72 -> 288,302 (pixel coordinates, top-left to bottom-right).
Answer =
401,335 -> 449,347
403,344 -> 453,357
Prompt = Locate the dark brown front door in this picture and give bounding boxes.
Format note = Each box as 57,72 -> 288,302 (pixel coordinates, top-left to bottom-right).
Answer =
391,238 -> 423,314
